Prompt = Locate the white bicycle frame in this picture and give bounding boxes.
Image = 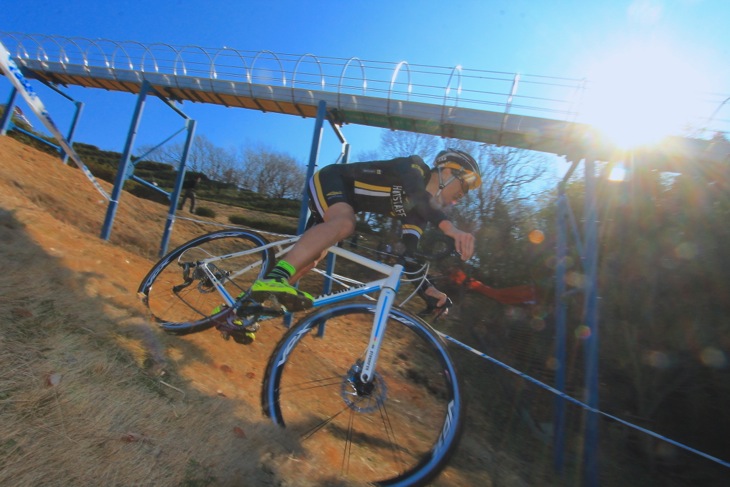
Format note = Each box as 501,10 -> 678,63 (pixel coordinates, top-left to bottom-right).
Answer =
193,234 -> 412,383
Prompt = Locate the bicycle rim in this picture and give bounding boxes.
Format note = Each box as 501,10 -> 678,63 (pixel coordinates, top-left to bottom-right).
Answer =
262,303 -> 464,486
138,230 -> 273,333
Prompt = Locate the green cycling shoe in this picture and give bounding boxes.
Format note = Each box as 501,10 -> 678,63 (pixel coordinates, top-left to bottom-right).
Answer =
250,278 -> 314,312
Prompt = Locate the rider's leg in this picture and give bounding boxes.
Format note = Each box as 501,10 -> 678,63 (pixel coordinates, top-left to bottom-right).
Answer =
289,248 -> 327,284
252,203 -> 356,310
286,202 -> 356,283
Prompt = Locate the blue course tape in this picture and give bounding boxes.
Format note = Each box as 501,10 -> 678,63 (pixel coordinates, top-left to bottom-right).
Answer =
438,331 -> 730,469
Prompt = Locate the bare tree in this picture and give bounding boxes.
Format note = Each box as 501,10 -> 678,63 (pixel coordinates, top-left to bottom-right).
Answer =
379,130 -> 441,162
474,144 -> 553,215
137,134 -> 240,185
240,145 -> 306,198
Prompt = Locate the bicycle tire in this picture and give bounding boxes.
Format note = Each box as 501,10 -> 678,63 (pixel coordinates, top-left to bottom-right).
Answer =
138,229 -> 274,334
262,302 -> 465,486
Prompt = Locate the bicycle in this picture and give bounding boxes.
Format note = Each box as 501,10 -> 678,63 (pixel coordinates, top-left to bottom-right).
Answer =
137,228 -> 465,486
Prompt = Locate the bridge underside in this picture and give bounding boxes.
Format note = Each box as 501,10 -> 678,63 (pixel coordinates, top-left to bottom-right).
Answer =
13,58 -> 730,170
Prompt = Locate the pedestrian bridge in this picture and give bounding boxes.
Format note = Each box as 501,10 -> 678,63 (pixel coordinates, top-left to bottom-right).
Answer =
2,32 -> 728,169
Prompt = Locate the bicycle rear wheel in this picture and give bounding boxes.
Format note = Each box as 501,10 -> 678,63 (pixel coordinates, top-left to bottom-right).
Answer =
138,229 -> 274,333
262,302 -> 464,486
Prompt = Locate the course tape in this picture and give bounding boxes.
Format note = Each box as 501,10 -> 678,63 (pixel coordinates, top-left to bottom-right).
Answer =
0,41 -> 110,200
437,332 -> 730,469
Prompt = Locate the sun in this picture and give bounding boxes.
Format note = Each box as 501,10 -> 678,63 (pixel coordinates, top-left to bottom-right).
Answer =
577,41 -> 709,149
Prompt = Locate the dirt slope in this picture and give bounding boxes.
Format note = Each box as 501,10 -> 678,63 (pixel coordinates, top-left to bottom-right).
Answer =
0,137 -> 518,486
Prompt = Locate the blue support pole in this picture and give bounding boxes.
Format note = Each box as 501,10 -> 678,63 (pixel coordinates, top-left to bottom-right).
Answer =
582,159 -> 600,487
101,81 -> 149,240
297,100 -> 327,234
285,100 -> 327,328
322,142 -> 350,295
553,183 -> 568,472
159,118 -> 196,256
0,87 -> 18,135
61,100 -> 84,165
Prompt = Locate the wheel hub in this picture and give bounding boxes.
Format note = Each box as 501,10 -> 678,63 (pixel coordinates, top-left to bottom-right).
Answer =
341,362 -> 387,413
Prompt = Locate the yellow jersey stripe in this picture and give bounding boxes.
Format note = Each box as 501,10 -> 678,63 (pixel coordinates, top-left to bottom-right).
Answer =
402,224 -> 423,236
354,181 -> 390,193
312,172 -> 329,213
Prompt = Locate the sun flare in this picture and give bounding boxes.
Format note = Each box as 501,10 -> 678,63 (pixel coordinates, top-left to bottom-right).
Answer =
578,42 -> 709,149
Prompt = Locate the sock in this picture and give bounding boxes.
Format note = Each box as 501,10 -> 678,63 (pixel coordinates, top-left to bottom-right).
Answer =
265,260 -> 295,282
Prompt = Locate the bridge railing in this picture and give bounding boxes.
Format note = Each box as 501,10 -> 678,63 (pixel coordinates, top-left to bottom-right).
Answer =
1,32 -> 727,140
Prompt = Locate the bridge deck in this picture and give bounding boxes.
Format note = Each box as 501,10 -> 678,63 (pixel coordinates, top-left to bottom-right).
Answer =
10,56 -> 730,169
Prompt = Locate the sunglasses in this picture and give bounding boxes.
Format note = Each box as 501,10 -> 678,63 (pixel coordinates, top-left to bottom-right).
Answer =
452,170 -> 474,196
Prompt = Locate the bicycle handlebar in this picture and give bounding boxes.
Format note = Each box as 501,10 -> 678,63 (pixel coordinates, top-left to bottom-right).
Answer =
409,235 -> 457,264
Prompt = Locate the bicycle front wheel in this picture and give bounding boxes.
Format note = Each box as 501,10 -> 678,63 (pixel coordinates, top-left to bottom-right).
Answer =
138,229 -> 274,333
262,302 -> 464,486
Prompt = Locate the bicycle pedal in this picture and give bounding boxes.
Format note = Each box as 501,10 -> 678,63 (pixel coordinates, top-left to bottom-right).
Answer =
242,322 -> 260,333
231,330 -> 256,345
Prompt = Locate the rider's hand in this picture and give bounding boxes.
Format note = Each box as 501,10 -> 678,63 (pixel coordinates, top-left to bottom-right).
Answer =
424,285 -> 449,309
438,221 -> 475,261
452,230 -> 475,261
419,285 -> 452,319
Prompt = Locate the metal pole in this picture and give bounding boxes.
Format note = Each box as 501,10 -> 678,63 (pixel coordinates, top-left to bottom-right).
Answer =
553,182 -> 568,472
323,142 -> 350,295
62,100 -> 84,164
297,100 -> 327,233
159,118 -> 196,256
582,159 -> 600,487
285,100 -> 327,328
101,81 -> 149,240
0,87 -> 18,135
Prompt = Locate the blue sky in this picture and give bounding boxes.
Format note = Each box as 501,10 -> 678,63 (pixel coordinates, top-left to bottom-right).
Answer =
3,0 -> 729,171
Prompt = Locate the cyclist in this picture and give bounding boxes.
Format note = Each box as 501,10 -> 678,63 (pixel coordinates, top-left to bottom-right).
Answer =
250,148 -> 481,312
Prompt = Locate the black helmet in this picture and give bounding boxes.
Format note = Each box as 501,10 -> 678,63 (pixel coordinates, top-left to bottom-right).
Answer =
433,148 -> 482,190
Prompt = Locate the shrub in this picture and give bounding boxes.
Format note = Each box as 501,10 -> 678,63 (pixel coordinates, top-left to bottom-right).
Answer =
125,180 -> 170,205
194,207 -> 216,218
228,214 -> 297,235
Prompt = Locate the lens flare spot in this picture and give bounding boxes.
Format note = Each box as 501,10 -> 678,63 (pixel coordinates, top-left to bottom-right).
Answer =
528,229 -> 545,244
575,325 -> 591,340
566,271 -> 585,288
644,350 -> 671,369
700,347 -> 727,368
546,357 -> 559,371
531,317 -> 546,331
675,242 -> 698,260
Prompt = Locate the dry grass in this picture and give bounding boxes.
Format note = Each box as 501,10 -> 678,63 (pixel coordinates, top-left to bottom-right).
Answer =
0,209 -> 307,486
0,138 -> 371,486
0,136 -> 550,486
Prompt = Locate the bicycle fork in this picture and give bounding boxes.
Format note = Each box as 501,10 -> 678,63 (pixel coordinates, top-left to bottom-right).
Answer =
358,264 -> 403,383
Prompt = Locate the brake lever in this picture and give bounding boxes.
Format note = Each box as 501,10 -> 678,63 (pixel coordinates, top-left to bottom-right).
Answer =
418,296 -> 453,320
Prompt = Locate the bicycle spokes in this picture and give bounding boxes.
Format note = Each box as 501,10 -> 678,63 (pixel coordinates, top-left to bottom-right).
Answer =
264,306 -> 462,484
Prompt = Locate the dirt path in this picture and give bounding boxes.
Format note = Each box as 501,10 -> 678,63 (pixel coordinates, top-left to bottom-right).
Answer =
0,137 -> 507,486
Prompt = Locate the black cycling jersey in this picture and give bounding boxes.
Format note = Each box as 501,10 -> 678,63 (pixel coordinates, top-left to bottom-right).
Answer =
308,155 -> 449,254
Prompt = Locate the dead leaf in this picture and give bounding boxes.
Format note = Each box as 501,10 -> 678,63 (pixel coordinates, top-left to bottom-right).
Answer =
46,372 -> 62,387
11,307 -> 33,319
121,432 -> 150,443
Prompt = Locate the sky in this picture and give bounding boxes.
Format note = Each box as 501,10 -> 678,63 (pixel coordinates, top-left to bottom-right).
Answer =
3,0 -> 729,174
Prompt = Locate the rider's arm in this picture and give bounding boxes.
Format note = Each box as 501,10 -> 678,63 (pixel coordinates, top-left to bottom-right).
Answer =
399,222 -> 450,311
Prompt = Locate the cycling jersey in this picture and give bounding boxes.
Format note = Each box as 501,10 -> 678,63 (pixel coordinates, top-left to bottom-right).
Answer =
308,155 -> 449,254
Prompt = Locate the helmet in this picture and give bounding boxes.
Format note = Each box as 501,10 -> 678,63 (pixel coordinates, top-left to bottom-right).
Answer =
433,148 -> 482,190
